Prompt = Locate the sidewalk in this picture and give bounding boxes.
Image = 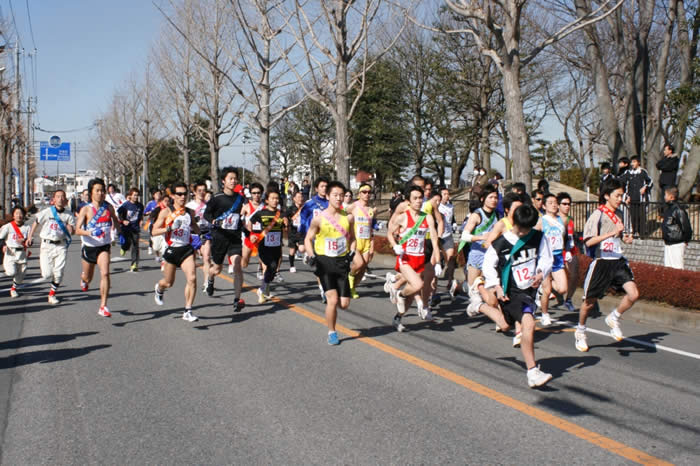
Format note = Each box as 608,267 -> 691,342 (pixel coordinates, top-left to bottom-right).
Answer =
368,252 -> 700,332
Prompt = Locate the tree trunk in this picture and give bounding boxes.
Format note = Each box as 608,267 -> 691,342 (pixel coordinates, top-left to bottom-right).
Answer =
672,0 -> 699,157
335,61 -> 350,187
678,143 -> 699,200
257,39 -> 272,183
209,124 -> 220,192
502,63 -> 531,189
183,142 -> 190,189
480,108 -> 491,173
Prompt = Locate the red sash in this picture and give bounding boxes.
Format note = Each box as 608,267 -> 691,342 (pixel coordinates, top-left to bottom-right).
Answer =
9,221 -> 30,256
165,208 -> 186,245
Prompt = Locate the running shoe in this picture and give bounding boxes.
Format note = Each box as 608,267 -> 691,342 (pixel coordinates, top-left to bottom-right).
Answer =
147,247 -> 153,255
120,248 -> 126,257
512,332 -> 522,348
327,331 -> 340,345
564,299 -> 576,312
540,312 -> 552,327
256,269 -> 264,280
449,280 -> 458,299
289,266 -> 297,273
388,285 -> 398,305
48,294 -> 60,305
130,264 -> 138,272
182,310 -> 198,322
605,313 -> 624,341
396,293 -> 407,315
233,299 -> 245,313
274,274 -> 284,283
383,272 -> 395,294
98,306 -> 111,317
350,288 -> 360,299
228,264 -> 234,274
257,288 -> 267,304
154,284 -> 164,306
575,329 -> 589,352
423,308 -> 433,321
392,315 -> 406,332
9,288 -> 18,298
527,365 -> 553,388
80,281 -> 88,292
205,281 -> 214,297
429,294 -> 441,308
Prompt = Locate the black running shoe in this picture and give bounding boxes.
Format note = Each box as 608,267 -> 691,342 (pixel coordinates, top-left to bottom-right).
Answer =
205,281 -> 214,297
233,298 -> 245,312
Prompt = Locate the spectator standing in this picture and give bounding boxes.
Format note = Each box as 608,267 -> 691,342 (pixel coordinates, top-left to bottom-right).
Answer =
617,157 -> 630,177
620,155 -> 653,236
656,143 -> 680,195
301,179 -> 311,200
600,162 -> 615,187
662,186 -> 692,269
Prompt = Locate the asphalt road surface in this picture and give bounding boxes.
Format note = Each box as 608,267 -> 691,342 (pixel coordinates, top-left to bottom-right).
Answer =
1,241 -> 698,465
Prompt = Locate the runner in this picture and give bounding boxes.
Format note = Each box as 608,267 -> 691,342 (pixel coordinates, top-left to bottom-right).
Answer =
240,182 -> 264,277
105,183 -> 126,244
482,203 -> 553,388
203,167 -> 246,312
152,182 -> 201,322
576,179 -> 638,352
298,177 -> 330,303
303,181 -> 356,345
117,188 -> 144,272
144,189 -> 162,255
557,192 -> 579,312
248,188 -> 287,303
186,182 -> 214,292
149,194 -> 171,268
342,190 -> 354,211
285,190 -> 305,273
387,185 -> 440,332
0,207 -> 31,298
75,178 -> 122,317
348,183 -> 376,299
438,186 -> 457,291
27,190 -> 76,304
535,193 -> 566,326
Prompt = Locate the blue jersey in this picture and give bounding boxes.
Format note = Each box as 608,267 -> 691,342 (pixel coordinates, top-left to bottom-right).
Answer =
117,201 -> 144,232
144,200 -> 158,216
298,195 -> 329,235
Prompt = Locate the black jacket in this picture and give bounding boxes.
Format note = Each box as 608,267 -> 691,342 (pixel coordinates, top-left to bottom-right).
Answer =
662,201 -> 692,245
619,168 -> 653,202
656,156 -> 680,188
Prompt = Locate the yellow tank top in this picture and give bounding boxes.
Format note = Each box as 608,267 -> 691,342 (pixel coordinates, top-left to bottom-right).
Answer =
314,211 -> 351,257
352,203 -> 374,240
421,200 -> 433,240
503,217 -> 513,231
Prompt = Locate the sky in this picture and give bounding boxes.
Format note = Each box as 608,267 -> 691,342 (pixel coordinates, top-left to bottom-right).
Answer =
4,0 -> 245,176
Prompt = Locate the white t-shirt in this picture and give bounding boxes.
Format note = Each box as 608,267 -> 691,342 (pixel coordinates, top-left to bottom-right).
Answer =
438,202 -> 454,238
0,222 -> 31,249
35,207 -> 76,242
106,192 -> 126,209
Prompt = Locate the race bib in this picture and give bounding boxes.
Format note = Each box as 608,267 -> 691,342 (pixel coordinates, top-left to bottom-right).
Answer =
405,234 -> 425,256
513,259 -> 536,289
324,236 -> 347,257
549,234 -> 563,252
357,224 -> 371,240
292,216 -> 301,228
264,231 -> 281,247
600,237 -> 622,259
222,213 -> 240,230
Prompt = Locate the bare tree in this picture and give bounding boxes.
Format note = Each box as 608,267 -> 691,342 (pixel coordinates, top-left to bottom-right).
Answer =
278,0 -> 410,186
442,0 -> 624,189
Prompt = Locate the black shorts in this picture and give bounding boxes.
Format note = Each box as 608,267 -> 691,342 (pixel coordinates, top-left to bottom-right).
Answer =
163,244 -> 195,267
287,230 -> 303,249
583,258 -> 634,300
424,239 -> 433,264
258,244 -> 282,267
500,289 -> 537,325
314,255 -> 351,298
81,244 -> 111,264
210,230 -> 243,265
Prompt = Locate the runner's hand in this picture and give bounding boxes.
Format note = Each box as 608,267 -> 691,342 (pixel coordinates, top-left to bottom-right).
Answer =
434,263 -> 442,277
393,244 -> 403,255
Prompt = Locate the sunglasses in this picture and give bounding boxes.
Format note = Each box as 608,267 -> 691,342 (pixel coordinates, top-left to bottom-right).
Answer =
535,198 -> 543,201
560,202 -> 571,206
173,192 -> 187,196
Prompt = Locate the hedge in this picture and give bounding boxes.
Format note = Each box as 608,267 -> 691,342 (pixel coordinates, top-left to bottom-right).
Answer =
374,235 -> 700,310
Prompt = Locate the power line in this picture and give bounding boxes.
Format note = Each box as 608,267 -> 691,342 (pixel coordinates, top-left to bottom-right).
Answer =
24,0 -> 36,49
8,0 -> 21,47
34,123 -> 99,133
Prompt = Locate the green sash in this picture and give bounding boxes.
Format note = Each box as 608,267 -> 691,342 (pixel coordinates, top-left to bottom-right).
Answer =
501,230 -> 536,295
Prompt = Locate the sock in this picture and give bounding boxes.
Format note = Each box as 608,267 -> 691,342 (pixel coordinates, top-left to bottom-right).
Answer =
185,306 -> 192,311
577,324 -> 586,332
50,282 -> 59,294
207,278 -> 214,286
612,309 -> 621,319
393,313 -> 401,320
348,274 -> 355,289
156,285 -> 163,295
328,330 -> 335,335
289,254 -> 295,267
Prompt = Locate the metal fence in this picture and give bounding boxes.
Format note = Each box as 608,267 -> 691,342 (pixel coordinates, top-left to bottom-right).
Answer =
372,198 -> 700,243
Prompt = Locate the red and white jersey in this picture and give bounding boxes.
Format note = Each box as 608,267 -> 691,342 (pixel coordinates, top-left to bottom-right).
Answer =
166,209 -> 193,247
399,210 -> 429,257
82,205 -> 113,247
0,222 -> 30,249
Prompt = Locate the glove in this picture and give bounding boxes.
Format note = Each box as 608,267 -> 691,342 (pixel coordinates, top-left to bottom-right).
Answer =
393,244 -> 403,256
564,251 -> 572,262
166,224 -> 172,233
303,254 -> 316,266
212,218 -> 223,228
190,234 -> 202,250
92,228 -> 104,238
434,263 -> 443,277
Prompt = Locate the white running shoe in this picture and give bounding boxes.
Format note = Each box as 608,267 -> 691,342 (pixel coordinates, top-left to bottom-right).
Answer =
274,274 -> 284,283
423,308 -> 433,322
417,302 -> 427,319
257,288 -> 267,304
575,329 -> 589,352
48,294 -> 60,305
466,300 -> 481,317
605,313 -> 623,341
289,266 -> 297,273
540,312 -> 552,327
512,332 -> 522,348
98,306 -> 111,317
396,293 -> 406,315
182,310 -> 198,322
527,366 -> 553,388
383,272 -> 395,294
228,264 -> 234,274
147,247 -> 153,255
154,284 -> 164,306
449,280 -> 458,299
9,288 -> 19,298
392,315 -> 406,332
564,299 -> 576,312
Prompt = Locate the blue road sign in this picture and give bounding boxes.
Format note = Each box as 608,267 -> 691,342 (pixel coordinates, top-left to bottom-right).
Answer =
39,141 -> 71,162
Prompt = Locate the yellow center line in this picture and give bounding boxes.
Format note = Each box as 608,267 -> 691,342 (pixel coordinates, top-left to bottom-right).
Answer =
209,271 -> 670,465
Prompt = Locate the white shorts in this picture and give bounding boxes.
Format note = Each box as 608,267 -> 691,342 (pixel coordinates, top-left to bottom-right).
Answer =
40,241 -> 68,283
152,235 -> 168,255
3,248 -> 27,283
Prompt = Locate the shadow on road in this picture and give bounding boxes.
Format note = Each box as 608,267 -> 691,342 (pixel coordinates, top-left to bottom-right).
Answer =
0,344 -> 111,369
0,332 -> 99,351
589,331 -> 669,355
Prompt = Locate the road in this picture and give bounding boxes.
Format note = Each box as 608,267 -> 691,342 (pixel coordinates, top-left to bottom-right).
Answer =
0,241 -> 698,465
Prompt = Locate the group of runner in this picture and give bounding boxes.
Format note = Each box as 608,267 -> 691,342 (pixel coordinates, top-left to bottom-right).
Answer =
1,171 -> 640,388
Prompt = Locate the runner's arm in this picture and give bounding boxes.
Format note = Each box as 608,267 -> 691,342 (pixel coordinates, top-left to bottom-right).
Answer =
27,216 -> 40,246
461,212 -> 481,242
483,221 -> 504,249
482,246 -> 500,289
431,198 -> 444,237
536,233 -> 553,281
108,205 -> 122,235
348,213 -> 356,253
303,216 -> 320,256
427,215 -> 440,264
387,213 -> 403,249
75,206 -> 92,237
151,209 -> 170,236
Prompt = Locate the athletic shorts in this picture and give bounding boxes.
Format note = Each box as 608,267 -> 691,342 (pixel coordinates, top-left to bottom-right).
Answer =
201,228 -> 212,242
439,235 -> 455,251
314,255 -> 351,298
81,244 -> 111,264
396,254 -> 425,275
258,244 -> 282,268
500,289 -> 537,325
211,230 -> 243,265
467,247 -> 485,269
287,231 -> 303,249
424,240 -> 434,265
552,253 -> 565,272
356,238 -> 371,254
163,244 -> 195,267
582,258 -> 634,300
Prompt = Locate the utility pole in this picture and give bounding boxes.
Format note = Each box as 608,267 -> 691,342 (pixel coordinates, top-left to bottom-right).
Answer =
24,96 -> 32,206
143,118 -> 150,198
